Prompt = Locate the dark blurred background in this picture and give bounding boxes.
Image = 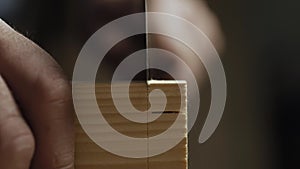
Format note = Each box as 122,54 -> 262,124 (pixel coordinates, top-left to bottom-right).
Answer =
1,0 -> 299,168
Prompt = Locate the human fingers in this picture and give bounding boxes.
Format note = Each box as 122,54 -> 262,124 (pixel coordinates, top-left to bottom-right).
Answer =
0,75 -> 35,169
0,19 -> 74,169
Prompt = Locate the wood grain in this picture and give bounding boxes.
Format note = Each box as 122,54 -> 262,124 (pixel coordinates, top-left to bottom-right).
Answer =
74,81 -> 187,169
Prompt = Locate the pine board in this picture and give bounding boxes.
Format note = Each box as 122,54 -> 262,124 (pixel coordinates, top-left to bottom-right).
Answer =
74,81 -> 187,169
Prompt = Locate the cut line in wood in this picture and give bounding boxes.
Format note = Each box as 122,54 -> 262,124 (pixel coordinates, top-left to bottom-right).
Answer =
74,81 -> 187,169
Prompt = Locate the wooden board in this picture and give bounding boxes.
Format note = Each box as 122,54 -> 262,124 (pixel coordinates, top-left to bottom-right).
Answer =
74,81 -> 187,169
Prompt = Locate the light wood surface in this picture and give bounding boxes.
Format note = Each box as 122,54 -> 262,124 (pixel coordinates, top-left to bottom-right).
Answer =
74,81 -> 187,169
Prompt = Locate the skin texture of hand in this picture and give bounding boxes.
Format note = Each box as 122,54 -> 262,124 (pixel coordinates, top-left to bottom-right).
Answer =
0,19 -> 74,169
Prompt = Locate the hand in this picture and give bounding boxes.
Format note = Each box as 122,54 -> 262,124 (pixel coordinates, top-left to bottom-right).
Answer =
0,19 -> 74,169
